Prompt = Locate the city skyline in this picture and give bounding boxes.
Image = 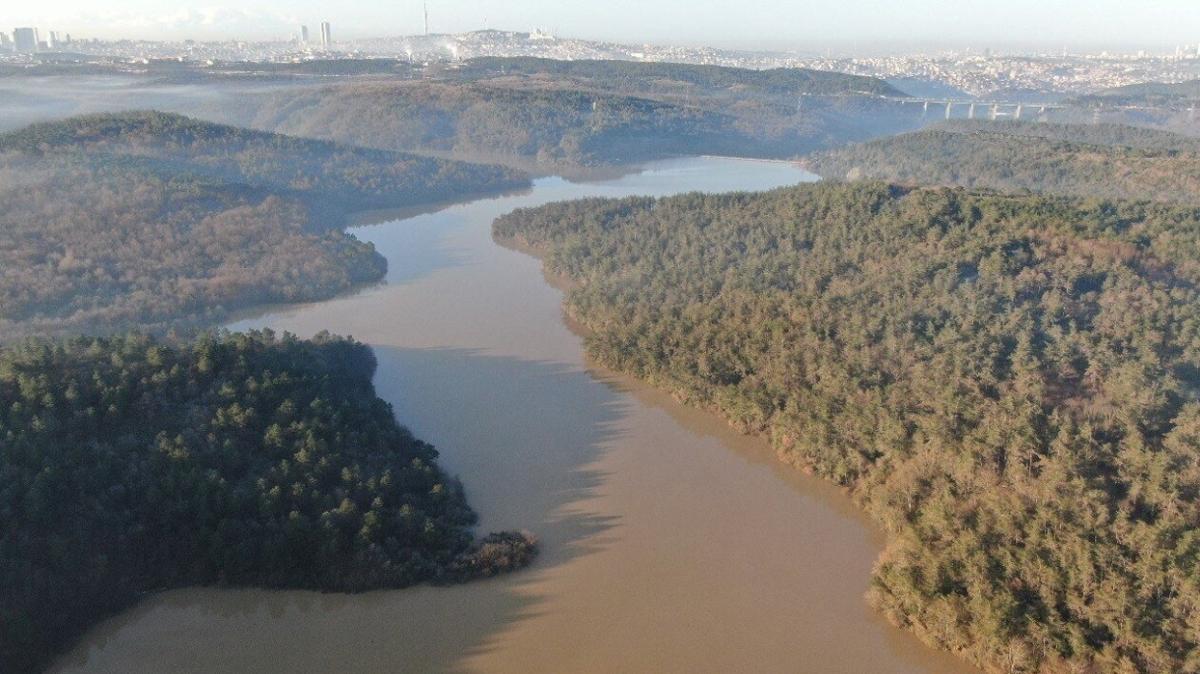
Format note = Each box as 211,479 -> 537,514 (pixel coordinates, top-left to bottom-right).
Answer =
4,0 -> 1199,51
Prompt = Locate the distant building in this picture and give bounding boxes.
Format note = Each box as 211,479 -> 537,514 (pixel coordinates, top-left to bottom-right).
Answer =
300,25 -> 309,43
0,32 -> 10,51
320,21 -> 331,48
47,31 -> 59,49
13,27 -> 38,53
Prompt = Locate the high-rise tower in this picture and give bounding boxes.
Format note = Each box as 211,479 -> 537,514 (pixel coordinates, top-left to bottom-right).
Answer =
320,21 -> 331,48
12,28 -> 37,53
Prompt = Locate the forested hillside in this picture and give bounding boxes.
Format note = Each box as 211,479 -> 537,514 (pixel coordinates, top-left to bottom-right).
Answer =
0,112 -> 529,339
224,59 -> 918,170
804,121 -> 1200,202
495,182 -> 1200,674
438,57 -> 903,98
926,120 -> 1200,151
1072,80 -> 1200,108
0,330 -> 536,673
239,82 -> 756,168
0,110 -> 527,221
1060,83 -> 1200,134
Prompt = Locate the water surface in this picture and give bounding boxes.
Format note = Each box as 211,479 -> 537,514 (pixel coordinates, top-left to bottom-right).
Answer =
52,157 -> 975,674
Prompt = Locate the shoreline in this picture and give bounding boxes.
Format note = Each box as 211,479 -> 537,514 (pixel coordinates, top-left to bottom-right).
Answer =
51,156 -> 974,674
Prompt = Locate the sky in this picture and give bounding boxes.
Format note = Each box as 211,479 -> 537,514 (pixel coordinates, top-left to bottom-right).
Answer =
6,0 -> 1200,52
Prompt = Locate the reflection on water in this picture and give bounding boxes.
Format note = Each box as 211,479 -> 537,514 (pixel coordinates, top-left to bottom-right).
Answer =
51,158 -> 977,673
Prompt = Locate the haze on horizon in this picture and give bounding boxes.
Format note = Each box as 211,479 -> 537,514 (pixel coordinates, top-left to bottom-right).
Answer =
6,0 -> 1200,53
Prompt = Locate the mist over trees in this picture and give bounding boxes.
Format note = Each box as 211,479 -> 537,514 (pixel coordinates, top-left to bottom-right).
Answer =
804,121 -> 1200,203
1056,83 -> 1200,135
0,111 -> 529,339
218,58 -> 918,170
1070,80 -> 1200,109
496,182 -> 1200,673
438,57 -> 904,98
243,82 -> 760,168
0,110 -> 527,221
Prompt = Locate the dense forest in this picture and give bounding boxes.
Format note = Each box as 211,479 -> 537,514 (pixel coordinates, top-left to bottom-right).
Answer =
495,182 -> 1200,673
0,330 -> 536,673
238,82 -> 758,168
926,120 -> 1200,152
0,110 -> 527,225
221,59 -> 919,170
437,57 -> 904,98
0,111 -> 529,338
803,121 -> 1200,202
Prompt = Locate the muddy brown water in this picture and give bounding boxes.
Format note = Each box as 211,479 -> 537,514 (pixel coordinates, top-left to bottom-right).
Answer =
51,157 -> 976,674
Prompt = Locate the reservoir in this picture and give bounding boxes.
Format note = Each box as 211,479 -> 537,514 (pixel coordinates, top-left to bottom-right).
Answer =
52,157 -> 975,674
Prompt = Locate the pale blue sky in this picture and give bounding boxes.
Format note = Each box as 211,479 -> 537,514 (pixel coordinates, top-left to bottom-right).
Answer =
8,0 -> 1200,51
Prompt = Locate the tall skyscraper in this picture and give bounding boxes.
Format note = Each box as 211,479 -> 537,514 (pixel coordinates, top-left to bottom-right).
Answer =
320,22 -> 331,48
300,25 -> 309,43
12,27 -> 38,54
47,31 -> 59,49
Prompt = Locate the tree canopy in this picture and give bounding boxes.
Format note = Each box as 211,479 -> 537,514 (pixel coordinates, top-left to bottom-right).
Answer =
0,330 -> 535,673
495,181 -> 1200,674
0,111 -> 529,339
441,57 -> 904,98
803,120 -> 1200,204
224,60 -> 916,170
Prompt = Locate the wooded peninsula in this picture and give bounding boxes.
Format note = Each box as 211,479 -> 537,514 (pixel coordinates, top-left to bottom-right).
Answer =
0,330 -> 535,673
0,111 -> 529,340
